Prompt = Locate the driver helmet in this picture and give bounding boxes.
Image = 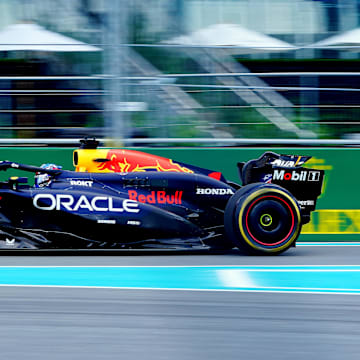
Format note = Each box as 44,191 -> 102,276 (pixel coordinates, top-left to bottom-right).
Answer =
34,163 -> 62,188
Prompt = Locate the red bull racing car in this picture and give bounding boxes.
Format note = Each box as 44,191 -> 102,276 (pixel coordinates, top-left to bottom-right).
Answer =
0,138 -> 324,254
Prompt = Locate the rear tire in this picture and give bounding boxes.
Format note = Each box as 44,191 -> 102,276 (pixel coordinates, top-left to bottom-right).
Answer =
224,183 -> 301,255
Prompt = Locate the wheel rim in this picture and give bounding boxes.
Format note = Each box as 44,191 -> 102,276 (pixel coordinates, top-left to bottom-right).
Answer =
244,195 -> 295,246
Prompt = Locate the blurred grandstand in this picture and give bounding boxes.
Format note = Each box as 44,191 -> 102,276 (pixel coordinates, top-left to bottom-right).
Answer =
0,0 -> 359,146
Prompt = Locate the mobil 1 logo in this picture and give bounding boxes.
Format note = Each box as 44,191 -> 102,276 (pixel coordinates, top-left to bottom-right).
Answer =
273,169 -> 321,182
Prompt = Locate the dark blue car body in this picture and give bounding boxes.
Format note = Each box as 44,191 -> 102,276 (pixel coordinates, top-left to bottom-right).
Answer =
0,149 -> 324,254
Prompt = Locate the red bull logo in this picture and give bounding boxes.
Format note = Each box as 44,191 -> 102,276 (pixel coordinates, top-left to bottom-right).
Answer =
97,149 -> 194,174
128,190 -> 183,204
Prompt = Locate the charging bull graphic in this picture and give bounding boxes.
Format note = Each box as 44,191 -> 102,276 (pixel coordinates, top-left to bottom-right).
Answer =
98,150 -> 194,173
74,149 -> 194,174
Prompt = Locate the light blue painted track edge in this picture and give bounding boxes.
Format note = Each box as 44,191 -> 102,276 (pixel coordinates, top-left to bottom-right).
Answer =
0,266 -> 359,295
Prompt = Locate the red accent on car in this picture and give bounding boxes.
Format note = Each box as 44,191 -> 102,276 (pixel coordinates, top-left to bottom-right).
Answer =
208,172 -> 222,181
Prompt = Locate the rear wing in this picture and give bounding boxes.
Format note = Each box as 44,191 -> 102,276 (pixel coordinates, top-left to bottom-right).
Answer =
238,152 -> 311,185
238,152 -> 324,223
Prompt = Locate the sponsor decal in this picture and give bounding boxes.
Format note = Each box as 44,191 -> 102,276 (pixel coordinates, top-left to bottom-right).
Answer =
128,190 -> 183,204
97,219 -> 116,224
262,174 -> 272,183
196,188 -> 234,195
270,156 -> 308,167
5,238 -> 15,245
33,194 -> 140,213
127,220 -> 141,226
273,169 -> 320,182
298,200 -> 315,206
303,210 -> 360,234
70,180 -> 93,187
271,159 -> 297,167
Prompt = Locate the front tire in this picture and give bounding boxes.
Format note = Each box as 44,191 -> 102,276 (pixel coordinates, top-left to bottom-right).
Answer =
224,183 -> 301,255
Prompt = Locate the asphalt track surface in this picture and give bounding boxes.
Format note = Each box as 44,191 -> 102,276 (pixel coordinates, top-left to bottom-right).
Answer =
1,245 -> 360,360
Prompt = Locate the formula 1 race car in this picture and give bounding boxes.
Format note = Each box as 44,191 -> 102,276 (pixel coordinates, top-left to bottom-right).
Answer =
0,138 -> 324,254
